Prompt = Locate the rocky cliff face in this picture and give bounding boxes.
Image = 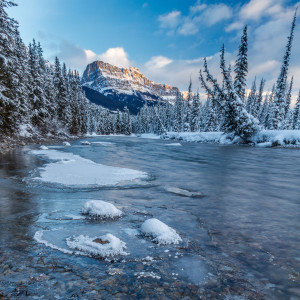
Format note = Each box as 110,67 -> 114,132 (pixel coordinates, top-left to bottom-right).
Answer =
81,61 -> 180,110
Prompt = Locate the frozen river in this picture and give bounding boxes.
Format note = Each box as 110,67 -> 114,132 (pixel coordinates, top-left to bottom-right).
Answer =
0,136 -> 299,299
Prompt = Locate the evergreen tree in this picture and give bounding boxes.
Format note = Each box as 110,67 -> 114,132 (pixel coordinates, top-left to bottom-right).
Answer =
293,90 -> 300,129
272,10 -> 297,129
234,26 -> 248,102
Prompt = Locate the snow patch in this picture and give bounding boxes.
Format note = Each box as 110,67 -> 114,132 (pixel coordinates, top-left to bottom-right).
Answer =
63,141 -> 71,146
82,200 -> 122,219
165,143 -> 182,146
141,218 -> 182,245
30,149 -> 147,187
81,141 -> 91,145
66,233 -> 128,257
40,145 -> 48,150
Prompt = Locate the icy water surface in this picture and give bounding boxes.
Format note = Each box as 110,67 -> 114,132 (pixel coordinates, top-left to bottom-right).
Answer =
0,137 -> 299,299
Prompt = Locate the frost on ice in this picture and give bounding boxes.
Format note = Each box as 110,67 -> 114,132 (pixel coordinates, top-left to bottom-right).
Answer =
30,149 -> 147,187
66,233 -> 128,257
82,200 -> 122,219
141,218 -> 182,245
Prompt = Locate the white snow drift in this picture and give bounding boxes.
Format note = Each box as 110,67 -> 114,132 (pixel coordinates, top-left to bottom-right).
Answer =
141,218 -> 182,245
31,149 -> 147,187
63,141 -> 71,146
82,200 -> 122,218
66,233 -> 127,257
40,145 -> 48,150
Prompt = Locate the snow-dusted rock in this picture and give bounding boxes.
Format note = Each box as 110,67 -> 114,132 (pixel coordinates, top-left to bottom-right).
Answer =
82,200 -> 122,218
141,218 -> 182,245
66,233 -> 127,257
63,141 -> 71,146
40,145 -> 48,150
164,186 -> 204,198
81,141 -> 91,145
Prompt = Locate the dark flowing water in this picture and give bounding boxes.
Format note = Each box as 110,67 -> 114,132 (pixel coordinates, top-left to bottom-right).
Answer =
0,136 -> 299,299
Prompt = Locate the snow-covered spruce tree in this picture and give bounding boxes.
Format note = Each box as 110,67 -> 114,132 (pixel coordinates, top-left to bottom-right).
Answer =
201,54 -> 260,141
272,10 -> 297,129
13,28 -> 31,132
123,106 -> 132,135
173,92 -> 184,132
252,78 -> 265,119
28,39 -> 51,133
246,78 -> 256,114
293,90 -> 300,129
0,0 -> 19,135
259,94 -> 269,129
265,84 -> 276,129
234,26 -> 248,102
284,76 -> 293,118
183,78 -> 192,131
190,91 -> 200,132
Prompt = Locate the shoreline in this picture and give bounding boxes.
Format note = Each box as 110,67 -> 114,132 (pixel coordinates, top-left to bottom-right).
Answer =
0,135 -> 82,154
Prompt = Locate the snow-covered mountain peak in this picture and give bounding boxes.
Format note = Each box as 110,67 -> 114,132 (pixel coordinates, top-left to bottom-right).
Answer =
81,60 -> 180,103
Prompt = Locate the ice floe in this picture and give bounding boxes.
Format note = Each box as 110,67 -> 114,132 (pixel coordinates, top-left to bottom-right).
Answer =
30,149 -> 147,187
165,143 -> 182,146
82,200 -> 122,219
91,142 -> 115,146
66,233 -> 128,257
164,186 -> 204,198
141,218 -> 182,245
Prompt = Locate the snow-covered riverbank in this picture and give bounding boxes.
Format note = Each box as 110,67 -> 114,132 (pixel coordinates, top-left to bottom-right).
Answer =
156,130 -> 300,147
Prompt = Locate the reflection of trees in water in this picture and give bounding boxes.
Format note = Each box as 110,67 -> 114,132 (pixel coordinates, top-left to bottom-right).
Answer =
0,149 -> 37,251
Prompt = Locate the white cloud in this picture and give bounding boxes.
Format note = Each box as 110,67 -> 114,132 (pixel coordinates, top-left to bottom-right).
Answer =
201,4 -> 232,26
97,47 -> 131,67
144,56 -> 173,69
240,0 -> 278,21
158,1 -> 232,36
158,10 -> 181,29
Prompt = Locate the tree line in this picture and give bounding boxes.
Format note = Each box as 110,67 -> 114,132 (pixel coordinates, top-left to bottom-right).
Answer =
135,11 -> 300,141
0,0 -> 132,138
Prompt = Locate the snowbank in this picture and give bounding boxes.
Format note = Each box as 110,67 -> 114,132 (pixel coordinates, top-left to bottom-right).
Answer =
81,141 -> 91,145
165,143 -> 182,146
31,149 -> 147,187
163,130 -> 300,147
66,233 -> 127,257
137,133 -> 161,140
63,141 -> 71,146
141,218 -> 182,245
250,130 -> 300,147
82,200 -> 122,218
163,132 -> 224,143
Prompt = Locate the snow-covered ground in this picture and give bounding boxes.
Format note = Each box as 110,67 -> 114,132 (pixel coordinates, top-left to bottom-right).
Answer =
82,200 -> 122,218
161,130 -> 300,147
30,149 -> 147,187
141,218 -> 182,245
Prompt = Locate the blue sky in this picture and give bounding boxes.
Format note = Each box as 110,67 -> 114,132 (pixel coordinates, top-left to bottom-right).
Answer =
9,0 -> 300,96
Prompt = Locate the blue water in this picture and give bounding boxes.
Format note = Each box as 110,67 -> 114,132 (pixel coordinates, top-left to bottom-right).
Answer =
0,136 -> 299,299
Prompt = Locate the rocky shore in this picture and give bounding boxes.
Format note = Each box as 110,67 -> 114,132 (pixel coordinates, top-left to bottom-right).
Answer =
0,135 -> 80,153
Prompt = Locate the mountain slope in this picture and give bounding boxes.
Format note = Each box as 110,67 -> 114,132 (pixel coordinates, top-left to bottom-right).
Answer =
81,61 -> 180,113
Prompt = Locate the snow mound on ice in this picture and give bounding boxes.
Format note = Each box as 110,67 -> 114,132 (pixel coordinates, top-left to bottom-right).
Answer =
141,218 -> 182,245
66,233 -> 127,257
63,141 -> 71,146
81,141 -> 91,145
82,200 -> 122,218
30,149 -> 147,187
40,145 -> 48,150
91,142 -> 115,146
164,186 -> 204,198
